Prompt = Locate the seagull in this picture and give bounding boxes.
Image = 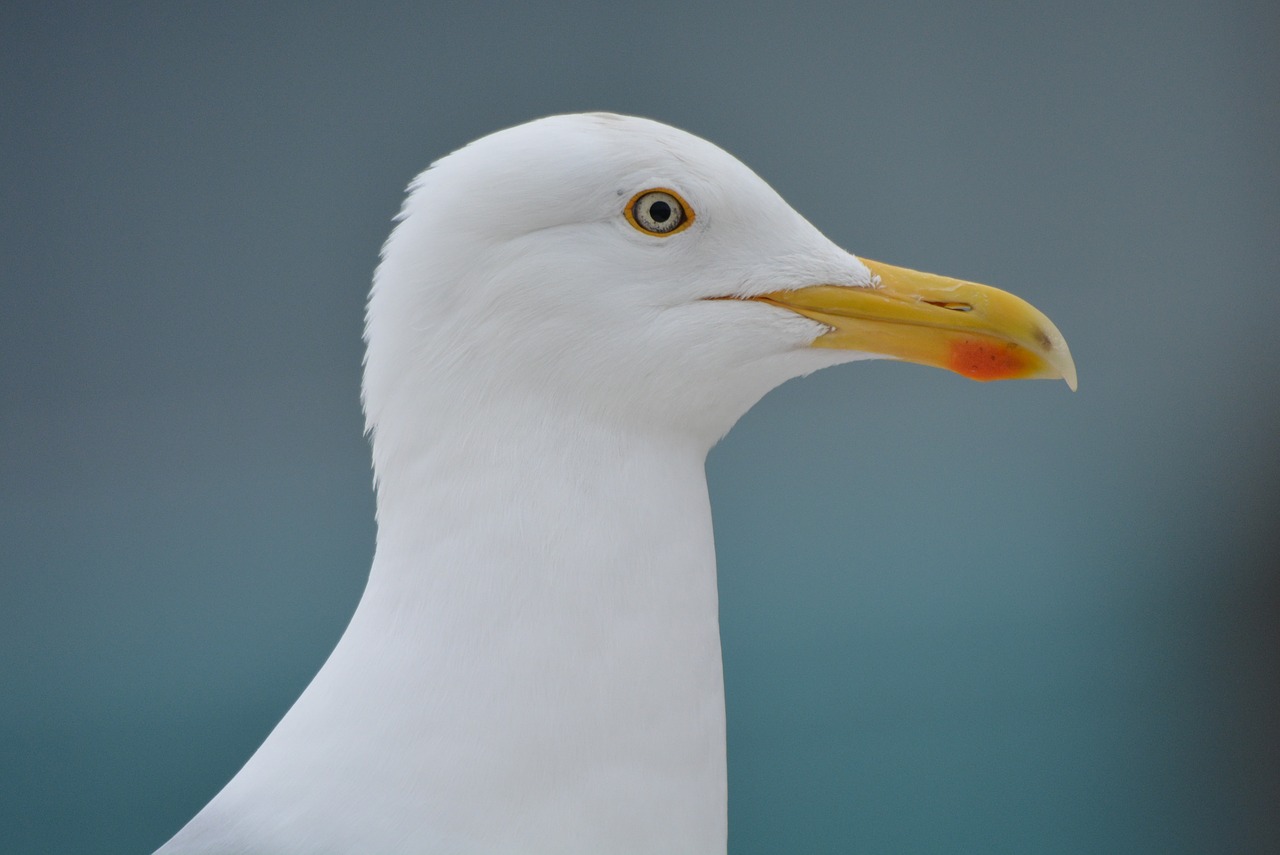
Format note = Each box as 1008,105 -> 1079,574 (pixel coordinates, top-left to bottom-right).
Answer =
155,113 -> 1075,854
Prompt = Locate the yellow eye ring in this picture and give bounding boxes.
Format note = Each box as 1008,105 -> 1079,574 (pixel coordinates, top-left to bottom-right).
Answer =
624,188 -> 694,236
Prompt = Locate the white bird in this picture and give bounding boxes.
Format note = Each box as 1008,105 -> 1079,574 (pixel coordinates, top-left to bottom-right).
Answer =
155,113 -> 1075,854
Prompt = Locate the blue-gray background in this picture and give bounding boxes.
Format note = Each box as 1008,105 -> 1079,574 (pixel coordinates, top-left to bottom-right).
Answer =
2,2 -> 1276,853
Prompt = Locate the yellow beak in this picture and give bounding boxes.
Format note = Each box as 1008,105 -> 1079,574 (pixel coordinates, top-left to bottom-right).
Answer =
755,258 -> 1077,390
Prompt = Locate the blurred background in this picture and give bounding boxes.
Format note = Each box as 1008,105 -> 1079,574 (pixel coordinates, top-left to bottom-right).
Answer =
2,2 -> 1276,853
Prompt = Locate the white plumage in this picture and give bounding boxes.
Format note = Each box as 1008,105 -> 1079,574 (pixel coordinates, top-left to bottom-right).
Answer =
156,113 -> 1073,854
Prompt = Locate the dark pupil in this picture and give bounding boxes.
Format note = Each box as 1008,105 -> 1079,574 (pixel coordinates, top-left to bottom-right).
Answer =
649,200 -> 672,223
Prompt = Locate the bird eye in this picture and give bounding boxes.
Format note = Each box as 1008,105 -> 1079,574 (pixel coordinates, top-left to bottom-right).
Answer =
625,189 -> 693,236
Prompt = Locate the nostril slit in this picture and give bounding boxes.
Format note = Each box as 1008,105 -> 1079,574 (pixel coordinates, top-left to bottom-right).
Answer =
924,300 -> 973,312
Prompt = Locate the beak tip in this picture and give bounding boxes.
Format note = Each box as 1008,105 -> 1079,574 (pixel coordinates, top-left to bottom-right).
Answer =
1057,354 -> 1079,391
1038,322 -> 1077,392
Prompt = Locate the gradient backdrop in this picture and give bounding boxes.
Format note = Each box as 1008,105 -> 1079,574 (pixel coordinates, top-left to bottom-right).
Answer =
3,3 -> 1277,853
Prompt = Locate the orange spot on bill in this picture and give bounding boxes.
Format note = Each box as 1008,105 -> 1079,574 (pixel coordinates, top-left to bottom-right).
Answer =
948,338 -> 1030,381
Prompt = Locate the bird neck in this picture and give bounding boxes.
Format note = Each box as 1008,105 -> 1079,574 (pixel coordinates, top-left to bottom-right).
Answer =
221,404 -> 730,853
372,410 -> 727,849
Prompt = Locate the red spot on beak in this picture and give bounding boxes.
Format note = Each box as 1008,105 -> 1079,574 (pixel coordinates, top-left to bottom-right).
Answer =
948,338 -> 1030,382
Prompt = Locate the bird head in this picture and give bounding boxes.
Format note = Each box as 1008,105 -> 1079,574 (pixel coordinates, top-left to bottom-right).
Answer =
364,113 -> 1075,450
